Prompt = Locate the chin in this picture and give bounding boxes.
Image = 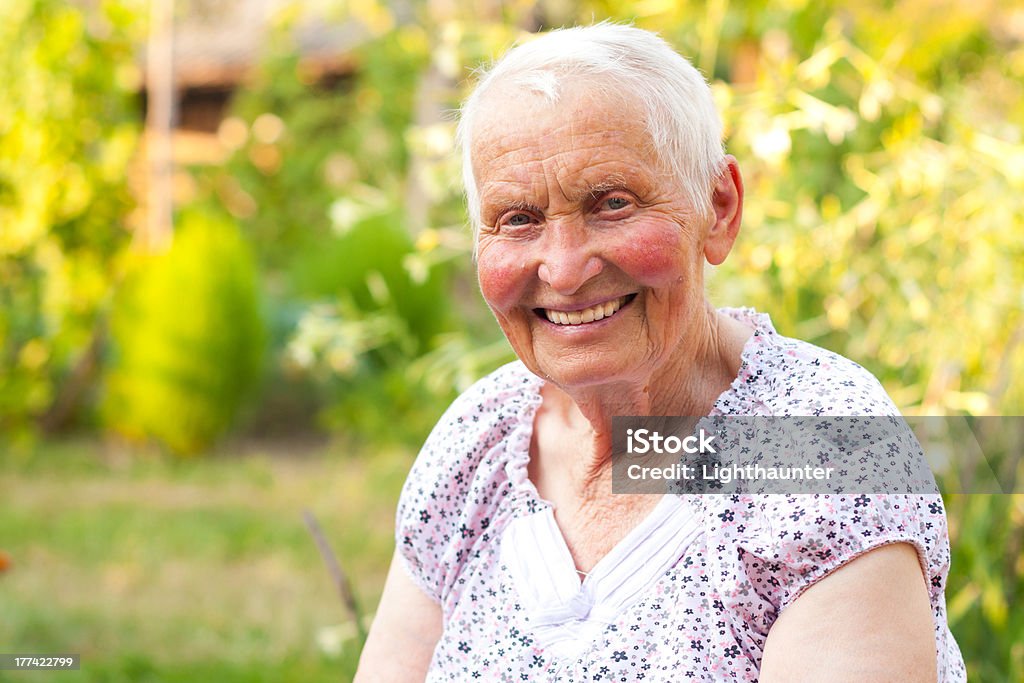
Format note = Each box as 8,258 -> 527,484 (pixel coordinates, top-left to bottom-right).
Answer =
532,354 -> 638,390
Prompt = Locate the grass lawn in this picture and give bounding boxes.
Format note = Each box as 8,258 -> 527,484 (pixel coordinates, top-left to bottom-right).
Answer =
0,438 -> 411,682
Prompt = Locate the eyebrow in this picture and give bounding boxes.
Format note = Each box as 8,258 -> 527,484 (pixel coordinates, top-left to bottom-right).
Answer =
480,172 -> 634,218
489,199 -> 540,214
566,173 -> 630,203
481,199 -> 542,223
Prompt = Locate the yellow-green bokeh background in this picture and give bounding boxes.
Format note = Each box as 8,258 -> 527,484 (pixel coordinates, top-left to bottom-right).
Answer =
1,0 -> 1021,680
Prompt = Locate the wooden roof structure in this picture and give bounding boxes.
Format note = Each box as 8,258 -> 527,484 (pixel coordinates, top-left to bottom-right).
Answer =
144,0 -> 367,90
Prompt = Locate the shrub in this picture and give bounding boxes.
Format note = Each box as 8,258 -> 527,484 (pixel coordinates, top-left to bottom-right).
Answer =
102,211 -> 263,455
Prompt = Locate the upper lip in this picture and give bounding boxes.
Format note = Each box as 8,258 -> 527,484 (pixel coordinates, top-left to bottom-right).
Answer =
532,293 -> 636,313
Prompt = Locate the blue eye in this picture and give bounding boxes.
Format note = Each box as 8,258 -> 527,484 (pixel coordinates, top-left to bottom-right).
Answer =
603,197 -> 630,210
507,213 -> 532,226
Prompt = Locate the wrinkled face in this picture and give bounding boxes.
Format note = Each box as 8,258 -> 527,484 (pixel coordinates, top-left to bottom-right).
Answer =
472,83 -> 721,389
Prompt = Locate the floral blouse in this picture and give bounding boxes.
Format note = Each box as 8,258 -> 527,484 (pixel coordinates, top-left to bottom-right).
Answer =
396,308 -> 966,681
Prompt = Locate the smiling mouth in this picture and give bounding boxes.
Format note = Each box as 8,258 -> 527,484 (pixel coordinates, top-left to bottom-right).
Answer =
535,294 -> 637,326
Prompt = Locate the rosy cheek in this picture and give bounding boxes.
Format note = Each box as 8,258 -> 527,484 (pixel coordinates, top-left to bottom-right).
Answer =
608,226 -> 691,287
476,244 -> 528,313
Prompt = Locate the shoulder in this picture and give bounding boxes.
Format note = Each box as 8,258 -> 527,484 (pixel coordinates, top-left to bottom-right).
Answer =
720,308 -> 898,417
407,360 -> 540,481
701,492 -> 951,623
394,361 -> 540,603
699,490 -> 963,678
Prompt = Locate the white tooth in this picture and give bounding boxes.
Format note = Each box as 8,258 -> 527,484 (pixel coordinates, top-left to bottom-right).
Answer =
546,298 -> 630,326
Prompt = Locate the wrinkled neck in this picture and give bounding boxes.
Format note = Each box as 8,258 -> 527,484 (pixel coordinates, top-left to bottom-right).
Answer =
534,304 -> 752,501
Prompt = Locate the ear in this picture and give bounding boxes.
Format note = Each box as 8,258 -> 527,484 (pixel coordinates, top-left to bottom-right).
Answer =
703,155 -> 744,266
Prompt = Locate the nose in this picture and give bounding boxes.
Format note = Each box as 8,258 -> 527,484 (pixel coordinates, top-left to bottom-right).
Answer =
536,220 -> 603,295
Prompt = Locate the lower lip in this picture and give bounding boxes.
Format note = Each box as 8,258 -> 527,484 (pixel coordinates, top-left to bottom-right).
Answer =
536,296 -> 636,332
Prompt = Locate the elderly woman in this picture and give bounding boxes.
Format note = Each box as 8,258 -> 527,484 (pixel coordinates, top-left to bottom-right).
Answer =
357,24 -> 964,682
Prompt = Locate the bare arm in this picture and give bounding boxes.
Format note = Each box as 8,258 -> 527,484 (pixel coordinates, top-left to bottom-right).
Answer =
759,542 -> 937,683
355,549 -> 443,682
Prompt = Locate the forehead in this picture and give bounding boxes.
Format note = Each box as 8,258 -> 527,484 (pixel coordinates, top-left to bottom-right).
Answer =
470,82 -> 664,204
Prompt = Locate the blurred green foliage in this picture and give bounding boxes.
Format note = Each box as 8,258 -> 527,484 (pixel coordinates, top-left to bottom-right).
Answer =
102,211 -> 263,454
945,494 -> 1024,681
0,1 -> 1017,449
0,0 -> 140,442
185,19 -> 459,443
691,2 -> 1024,417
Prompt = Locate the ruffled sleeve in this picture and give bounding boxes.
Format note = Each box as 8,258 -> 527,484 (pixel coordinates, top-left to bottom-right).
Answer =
395,362 -> 542,606
704,492 -> 952,634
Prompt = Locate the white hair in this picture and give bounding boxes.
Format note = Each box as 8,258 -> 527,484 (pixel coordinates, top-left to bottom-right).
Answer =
457,23 -> 725,240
